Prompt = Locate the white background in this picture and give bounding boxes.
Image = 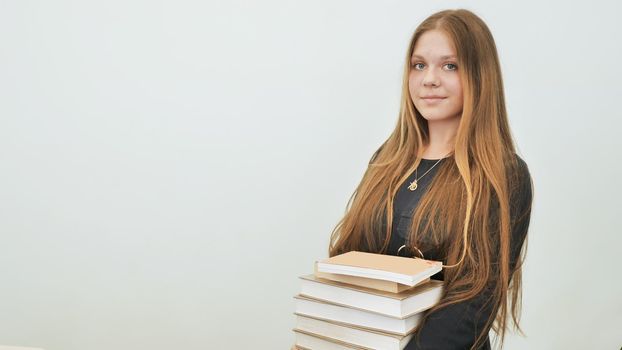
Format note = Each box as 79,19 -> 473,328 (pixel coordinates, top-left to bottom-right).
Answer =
1,1 -> 620,349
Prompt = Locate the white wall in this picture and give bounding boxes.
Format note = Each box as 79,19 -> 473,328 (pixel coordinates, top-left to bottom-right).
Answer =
1,1 -> 620,349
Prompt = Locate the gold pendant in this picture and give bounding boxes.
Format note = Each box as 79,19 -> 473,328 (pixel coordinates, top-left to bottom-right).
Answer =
408,180 -> 418,191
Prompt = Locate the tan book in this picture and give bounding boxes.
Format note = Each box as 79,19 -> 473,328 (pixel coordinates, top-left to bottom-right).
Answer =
314,262 -> 429,293
299,274 -> 444,318
292,329 -> 365,350
316,251 -> 442,287
294,314 -> 413,350
294,294 -> 423,336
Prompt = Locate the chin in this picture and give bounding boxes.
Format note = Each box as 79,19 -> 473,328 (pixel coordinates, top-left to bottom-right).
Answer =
422,114 -> 458,122
416,109 -> 444,120
417,109 -> 461,121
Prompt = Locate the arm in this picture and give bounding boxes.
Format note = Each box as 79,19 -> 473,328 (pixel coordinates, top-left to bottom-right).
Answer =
405,159 -> 533,350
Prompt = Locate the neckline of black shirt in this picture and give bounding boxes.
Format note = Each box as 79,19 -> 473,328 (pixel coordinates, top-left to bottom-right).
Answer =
387,157 -> 448,258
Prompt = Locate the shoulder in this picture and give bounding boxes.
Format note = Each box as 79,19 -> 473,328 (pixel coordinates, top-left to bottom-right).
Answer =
509,153 -> 533,218
510,153 -> 532,194
513,153 -> 531,179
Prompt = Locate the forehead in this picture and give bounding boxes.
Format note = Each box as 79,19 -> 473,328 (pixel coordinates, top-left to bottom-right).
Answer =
411,30 -> 456,60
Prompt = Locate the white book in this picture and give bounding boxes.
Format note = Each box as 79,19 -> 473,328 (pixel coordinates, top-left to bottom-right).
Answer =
293,330 -> 365,350
295,314 -> 414,350
299,274 -> 444,318
316,251 -> 442,287
294,294 -> 422,335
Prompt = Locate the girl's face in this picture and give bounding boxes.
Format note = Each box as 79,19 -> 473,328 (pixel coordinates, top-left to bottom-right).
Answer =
409,30 -> 463,123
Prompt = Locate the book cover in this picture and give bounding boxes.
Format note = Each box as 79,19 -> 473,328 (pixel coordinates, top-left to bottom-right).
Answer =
317,251 -> 442,286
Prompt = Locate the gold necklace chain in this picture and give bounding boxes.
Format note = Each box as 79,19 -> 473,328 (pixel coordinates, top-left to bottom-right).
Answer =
407,153 -> 450,191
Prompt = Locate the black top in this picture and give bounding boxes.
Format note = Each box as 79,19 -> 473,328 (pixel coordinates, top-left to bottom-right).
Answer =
386,155 -> 533,350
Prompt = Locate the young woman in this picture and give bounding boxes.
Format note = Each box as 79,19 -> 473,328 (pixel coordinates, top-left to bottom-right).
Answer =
328,9 -> 534,350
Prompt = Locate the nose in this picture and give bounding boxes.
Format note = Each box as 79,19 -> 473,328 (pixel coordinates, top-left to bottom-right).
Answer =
423,69 -> 439,87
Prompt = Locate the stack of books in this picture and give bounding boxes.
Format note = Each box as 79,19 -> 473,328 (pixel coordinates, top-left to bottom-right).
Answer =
291,251 -> 444,350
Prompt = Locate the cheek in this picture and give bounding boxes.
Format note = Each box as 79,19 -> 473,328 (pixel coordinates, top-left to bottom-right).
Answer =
408,75 -> 420,96
449,78 -> 463,97
450,80 -> 464,108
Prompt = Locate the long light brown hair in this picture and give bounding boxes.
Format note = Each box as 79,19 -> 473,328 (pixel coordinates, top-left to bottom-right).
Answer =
328,9 -> 533,349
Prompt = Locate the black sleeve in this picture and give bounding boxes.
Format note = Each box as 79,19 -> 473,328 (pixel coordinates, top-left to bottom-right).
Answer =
404,158 -> 533,350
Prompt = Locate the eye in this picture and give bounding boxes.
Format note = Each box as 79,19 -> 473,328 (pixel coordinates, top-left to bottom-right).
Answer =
411,62 -> 458,71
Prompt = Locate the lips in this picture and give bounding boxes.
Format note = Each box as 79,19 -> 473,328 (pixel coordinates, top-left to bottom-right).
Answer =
421,96 -> 446,105
421,97 -> 446,106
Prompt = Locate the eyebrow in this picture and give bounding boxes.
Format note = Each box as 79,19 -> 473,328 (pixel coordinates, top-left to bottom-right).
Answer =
411,54 -> 457,61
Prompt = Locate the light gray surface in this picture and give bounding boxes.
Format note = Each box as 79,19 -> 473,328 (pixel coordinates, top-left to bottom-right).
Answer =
0,1 -> 620,349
